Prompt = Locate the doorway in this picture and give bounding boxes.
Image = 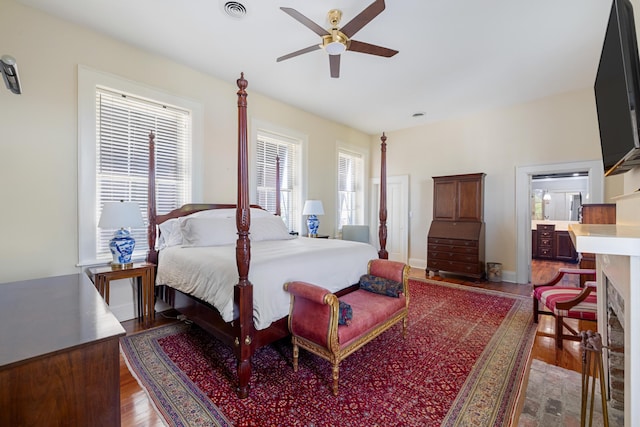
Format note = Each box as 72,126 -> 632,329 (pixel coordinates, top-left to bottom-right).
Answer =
515,160 -> 604,284
370,175 -> 409,263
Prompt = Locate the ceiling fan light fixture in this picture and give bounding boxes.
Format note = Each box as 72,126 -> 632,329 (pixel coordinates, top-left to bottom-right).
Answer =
325,41 -> 346,55
321,32 -> 348,55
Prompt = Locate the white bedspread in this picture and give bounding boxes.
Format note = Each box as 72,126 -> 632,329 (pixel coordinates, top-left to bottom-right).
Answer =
156,237 -> 378,330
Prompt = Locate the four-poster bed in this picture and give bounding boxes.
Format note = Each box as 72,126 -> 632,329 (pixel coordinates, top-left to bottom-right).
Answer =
146,73 -> 390,398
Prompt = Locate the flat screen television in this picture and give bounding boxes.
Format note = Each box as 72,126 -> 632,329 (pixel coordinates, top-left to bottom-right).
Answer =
595,0 -> 640,176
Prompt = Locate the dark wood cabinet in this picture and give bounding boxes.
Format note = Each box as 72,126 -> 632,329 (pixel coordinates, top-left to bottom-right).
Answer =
532,226 -> 578,262
432,173 -> 484,222
536,224 -> 555,259
580,203 -> 617,225
427,173 -> 486,279
555,231 -> 578,262
579,204 -> 616,284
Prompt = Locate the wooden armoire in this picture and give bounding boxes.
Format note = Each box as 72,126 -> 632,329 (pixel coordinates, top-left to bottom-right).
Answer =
427,173 -> 486,279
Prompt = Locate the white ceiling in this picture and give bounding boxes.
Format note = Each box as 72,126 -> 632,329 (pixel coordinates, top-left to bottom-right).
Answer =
19,0 -> 612,134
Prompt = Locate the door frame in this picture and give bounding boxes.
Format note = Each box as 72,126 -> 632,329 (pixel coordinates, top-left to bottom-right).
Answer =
515,160 -> 604,284
370,175 -> 409,263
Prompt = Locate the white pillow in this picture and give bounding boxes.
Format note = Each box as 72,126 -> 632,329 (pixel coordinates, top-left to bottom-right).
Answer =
157,218 -> 182,249
162,209 -> 288,248
191,207 -> 272,219
180,216 -> 237,247
250,216 -> 295,242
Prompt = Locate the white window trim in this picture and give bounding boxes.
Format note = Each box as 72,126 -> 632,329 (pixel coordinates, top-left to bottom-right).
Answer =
336,141 -> 369,231
77,65 -> 204,266
250,118 -> 308,233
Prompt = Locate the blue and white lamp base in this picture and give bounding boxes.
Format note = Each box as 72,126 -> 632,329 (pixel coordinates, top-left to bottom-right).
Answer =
307,215 -> 319,237
109,228 -> 136,269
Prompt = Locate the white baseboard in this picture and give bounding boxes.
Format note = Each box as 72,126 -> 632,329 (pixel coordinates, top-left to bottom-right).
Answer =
409,258 -> 427,270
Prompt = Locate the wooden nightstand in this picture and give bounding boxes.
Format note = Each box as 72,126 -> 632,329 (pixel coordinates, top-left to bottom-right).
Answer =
87,262 -> 156,325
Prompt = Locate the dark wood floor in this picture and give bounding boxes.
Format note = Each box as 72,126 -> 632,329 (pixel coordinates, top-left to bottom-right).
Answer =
118,259 -> 595,426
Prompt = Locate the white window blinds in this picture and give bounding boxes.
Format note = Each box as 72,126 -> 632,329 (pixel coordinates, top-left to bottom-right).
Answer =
256,132 -> 300,232
338,149 -> 364,229
95,88 -> 191,260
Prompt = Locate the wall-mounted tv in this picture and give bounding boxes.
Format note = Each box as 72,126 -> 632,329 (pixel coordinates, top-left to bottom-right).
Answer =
594,0 -> 640,176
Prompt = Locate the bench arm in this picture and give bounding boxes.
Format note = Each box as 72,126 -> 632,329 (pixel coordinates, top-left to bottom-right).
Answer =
532,267 -> 596,290
368,259 -> 410,306
285,281 -> 334,305
284,281 -> 339,349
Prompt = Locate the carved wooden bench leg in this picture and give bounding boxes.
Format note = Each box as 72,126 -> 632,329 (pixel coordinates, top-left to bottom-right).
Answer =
292,338 -> 299,372
332,361 -> 339,396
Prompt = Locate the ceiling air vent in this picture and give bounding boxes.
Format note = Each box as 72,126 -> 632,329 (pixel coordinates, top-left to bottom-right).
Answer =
223,1 -> 247,19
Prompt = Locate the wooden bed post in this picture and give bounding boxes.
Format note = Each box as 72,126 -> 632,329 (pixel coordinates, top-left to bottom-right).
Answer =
378,132 -> 388,259
234,72 -> 254,399
144,75 -> 389,399
275,155 -> 281,216
147,131 -> 157,265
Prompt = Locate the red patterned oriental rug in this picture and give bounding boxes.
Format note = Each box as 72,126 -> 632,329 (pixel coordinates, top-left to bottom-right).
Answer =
121,279 -> 536,426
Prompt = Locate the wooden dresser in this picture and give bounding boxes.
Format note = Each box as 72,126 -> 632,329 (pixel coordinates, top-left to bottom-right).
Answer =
536,224 -> 555,259
427,173 -> 486,279
0,274 -> 126,426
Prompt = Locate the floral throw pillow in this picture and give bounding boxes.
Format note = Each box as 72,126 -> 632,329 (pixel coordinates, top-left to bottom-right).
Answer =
338,300 -> 353,326
359,274 -> 403,298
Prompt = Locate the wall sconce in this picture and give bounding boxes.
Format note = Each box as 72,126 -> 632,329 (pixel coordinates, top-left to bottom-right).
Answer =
1,55 -> 22,95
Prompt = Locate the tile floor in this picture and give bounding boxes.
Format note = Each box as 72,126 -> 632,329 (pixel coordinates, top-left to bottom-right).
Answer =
518,359 -> 624,427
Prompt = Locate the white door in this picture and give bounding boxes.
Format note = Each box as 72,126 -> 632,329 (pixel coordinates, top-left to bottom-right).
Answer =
370,175 -> 409,263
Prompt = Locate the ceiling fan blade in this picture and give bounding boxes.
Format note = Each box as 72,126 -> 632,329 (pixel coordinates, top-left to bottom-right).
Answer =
348,40 -> 398,57
329,54 -> 340,78
280,7 -> 330,37
340,0 -> 386,38
277,45 -> 321,62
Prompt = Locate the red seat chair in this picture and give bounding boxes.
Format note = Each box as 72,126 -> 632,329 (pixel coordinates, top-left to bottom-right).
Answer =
532,267 -> 597,348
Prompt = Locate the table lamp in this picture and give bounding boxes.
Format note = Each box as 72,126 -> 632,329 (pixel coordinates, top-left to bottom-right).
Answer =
98,200 -> 145,268
302,199 -> 324,237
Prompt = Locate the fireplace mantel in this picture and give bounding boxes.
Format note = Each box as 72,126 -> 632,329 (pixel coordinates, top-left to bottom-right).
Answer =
570,224 -> 640,427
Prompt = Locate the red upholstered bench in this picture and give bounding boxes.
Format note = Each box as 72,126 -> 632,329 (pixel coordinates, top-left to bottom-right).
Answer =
283,259 -> 409,396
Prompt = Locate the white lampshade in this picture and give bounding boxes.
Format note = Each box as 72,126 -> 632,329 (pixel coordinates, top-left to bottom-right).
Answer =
302,200 -> 325,216
98,201 -> 145,229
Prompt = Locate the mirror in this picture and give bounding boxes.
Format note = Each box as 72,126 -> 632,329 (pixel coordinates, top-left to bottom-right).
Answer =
531,174 -> 588,221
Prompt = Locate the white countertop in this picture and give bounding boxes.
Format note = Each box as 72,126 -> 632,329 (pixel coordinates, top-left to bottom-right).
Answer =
569,224 -> 640,257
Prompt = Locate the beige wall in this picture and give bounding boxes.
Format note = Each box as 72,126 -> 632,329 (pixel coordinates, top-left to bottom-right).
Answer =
3,0 -> 637,284
0,0 -> 369,282
371,88 -> 603,276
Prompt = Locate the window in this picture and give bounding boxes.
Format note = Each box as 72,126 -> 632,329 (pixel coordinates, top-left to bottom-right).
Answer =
94,88 -> 191,260
254,129 -> 302,233
78,66 -> 203,266
337,147 -> 365,230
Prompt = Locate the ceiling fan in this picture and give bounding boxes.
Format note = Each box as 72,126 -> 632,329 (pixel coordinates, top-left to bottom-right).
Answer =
276,0 -> 398,78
